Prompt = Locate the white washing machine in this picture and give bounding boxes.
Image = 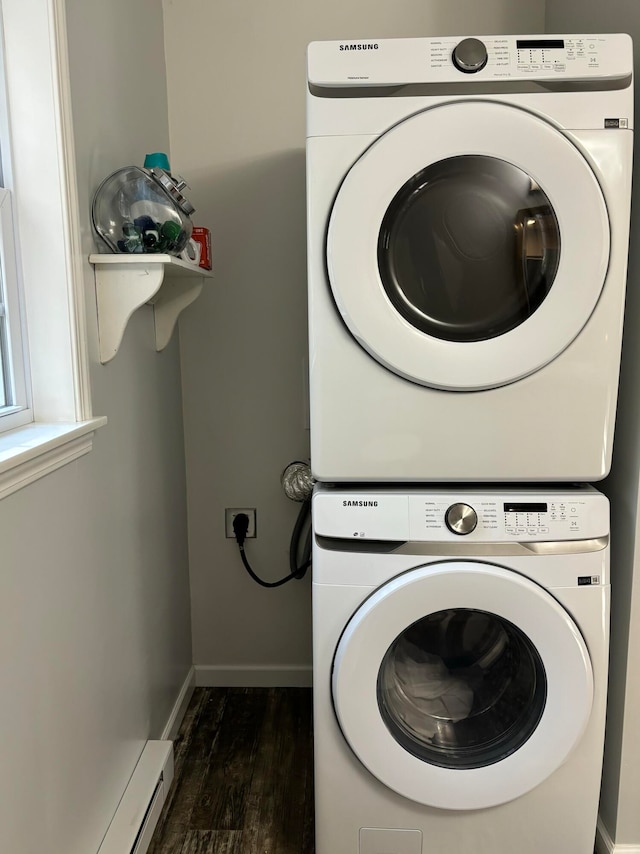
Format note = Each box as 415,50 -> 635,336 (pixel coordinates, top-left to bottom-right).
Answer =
312,485 -> 610,854
306,34 -> 633,482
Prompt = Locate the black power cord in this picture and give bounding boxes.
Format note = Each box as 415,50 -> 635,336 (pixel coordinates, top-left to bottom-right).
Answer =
232,500 -> 312,588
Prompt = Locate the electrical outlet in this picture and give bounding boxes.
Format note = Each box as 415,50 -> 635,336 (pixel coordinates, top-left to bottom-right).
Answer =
225,508 -> 257,538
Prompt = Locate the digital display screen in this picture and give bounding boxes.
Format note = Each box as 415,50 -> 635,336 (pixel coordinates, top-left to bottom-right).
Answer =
516,40 -> 565,50
503,503 -> 548,513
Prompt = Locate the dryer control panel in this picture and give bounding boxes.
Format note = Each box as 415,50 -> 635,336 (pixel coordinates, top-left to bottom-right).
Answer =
307,33 -> 632,87
313,487 -> 610,543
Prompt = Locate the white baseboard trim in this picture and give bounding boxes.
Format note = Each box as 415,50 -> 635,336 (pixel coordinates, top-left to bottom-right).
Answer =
195,665 -> 312,687
596,816 -> 640,854
98,741 -> 174,854
160,666 -> 195,741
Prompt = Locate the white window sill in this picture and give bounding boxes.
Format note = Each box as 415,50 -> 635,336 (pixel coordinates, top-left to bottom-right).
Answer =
0,417 -> 107,501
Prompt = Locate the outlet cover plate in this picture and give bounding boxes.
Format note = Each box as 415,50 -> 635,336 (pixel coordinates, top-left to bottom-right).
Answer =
225,508 -> 257,538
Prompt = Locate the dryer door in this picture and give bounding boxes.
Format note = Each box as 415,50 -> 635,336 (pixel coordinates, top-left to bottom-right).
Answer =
332,561 -> 593,810
327,100 -> 610,390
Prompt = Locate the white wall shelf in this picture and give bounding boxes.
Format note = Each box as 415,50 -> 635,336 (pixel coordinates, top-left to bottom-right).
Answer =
90,254 -> 213,363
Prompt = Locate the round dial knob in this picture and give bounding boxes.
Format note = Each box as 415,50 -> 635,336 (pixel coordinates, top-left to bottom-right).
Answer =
452,38 -> 488,74
445,503 -> 478,536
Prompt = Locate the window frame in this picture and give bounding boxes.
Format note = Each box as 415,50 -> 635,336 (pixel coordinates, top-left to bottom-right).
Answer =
0,0 -> 105,501
0,186 -> 31,430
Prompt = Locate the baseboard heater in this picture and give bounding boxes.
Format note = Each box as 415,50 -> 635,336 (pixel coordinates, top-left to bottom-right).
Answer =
98,740 -> 174,854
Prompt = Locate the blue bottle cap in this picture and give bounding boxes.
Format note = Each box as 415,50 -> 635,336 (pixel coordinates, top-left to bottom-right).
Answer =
144,152 -> 171,171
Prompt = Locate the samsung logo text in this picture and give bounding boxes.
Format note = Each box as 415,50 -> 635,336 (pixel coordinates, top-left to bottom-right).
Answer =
339,43 -> 379,51
343,500 -> 379,507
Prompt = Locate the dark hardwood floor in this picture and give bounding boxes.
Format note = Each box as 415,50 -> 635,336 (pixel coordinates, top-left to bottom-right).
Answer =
147,687 -> 314,854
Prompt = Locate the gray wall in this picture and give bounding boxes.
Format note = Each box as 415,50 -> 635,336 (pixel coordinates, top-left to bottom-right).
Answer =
162,1 -> 545,682
0,1 -> 193,851
545,2 -> 640,846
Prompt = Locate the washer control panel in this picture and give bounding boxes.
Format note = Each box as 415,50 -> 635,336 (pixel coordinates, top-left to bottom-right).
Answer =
312,488 -> 609,542
417,497 -> 592,540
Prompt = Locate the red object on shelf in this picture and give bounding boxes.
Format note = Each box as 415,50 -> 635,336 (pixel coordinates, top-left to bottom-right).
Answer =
191,226 -> 212,270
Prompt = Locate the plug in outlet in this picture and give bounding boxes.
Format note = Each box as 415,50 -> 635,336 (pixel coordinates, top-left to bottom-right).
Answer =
225,508 -> 257,538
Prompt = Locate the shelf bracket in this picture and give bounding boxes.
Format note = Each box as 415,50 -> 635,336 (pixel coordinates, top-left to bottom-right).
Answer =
150,276 -> 203,352
90,254 -> 212,363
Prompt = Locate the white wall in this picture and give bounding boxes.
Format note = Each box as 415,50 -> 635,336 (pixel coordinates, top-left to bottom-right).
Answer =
544,3 -> 640,847
162,1 -> 545,681
0,2 -> 193,852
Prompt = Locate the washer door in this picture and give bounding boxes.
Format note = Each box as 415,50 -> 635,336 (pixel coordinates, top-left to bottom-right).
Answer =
327,100 -> 610,390
332,561 -> 593,810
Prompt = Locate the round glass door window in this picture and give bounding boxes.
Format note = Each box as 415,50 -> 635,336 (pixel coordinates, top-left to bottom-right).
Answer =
377,156 -> 561,342
377,608 -> 547,769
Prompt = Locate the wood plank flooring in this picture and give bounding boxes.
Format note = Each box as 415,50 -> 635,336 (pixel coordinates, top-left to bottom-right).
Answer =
147,688 -> 314,854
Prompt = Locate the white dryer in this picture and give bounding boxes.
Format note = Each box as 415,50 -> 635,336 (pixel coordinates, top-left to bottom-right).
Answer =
312,485 -> 610,854
306,34 -> 634,482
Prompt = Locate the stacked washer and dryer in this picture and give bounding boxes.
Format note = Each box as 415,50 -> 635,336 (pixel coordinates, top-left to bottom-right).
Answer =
305,34 -> 633,854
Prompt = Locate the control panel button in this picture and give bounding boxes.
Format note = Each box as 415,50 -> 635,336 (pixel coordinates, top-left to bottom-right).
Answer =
452,38 -> 488,74
445,503 -> 478,535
